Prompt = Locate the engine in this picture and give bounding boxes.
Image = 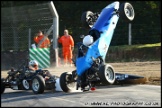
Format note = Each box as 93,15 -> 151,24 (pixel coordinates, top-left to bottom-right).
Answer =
86,57 -> 103,81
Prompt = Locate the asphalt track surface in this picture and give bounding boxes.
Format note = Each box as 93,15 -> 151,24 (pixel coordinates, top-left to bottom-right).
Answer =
1,83 -> 161,107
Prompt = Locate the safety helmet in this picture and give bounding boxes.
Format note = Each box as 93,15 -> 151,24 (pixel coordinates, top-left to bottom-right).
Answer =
83,35 -> 94,46
29,60 -> 38,67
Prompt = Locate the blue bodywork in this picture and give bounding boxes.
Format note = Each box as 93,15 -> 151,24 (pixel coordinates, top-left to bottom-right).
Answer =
76,1 -> 120,76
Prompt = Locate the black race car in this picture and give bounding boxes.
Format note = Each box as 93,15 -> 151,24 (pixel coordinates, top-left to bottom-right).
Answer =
1,59 -> 57,94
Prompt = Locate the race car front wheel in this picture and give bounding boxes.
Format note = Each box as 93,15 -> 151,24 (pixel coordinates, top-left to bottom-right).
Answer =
119,2 -> 135,22
98,64 -> 116,85
32,75 -> 45,94
22,79 -> 30,90
59,72 -> 76,93
1,78 -> 5,94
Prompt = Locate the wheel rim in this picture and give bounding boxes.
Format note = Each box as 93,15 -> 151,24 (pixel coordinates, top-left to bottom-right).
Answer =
32,78 -> 39,92
125,5 -> 134,19
125,8 -> 131,17
105,67 -> 114,82
66,82 -> 76,89
87,15 -> 94,28
65,75 -> 76,89
23,79 -> 29,89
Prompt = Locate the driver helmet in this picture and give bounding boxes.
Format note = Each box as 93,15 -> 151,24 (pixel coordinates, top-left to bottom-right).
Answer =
29,60 -> 38,67
83,35 -> 94,46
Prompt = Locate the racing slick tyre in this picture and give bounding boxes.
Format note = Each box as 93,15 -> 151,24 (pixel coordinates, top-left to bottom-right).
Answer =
31,75 -> 45,94
119,2 -> 135,22
1,78 -> 5,94
59,72 -> 76,93
98,64 -> 116,85
81,11 -> 95,29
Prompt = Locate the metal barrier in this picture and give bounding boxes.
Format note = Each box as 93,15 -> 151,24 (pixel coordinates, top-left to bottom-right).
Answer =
29,48 -> 50,69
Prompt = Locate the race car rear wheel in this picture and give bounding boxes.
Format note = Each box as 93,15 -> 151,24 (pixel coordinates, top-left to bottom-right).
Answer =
60,72 -> 76,93
98,64 -> 115,85
81,11 -> 95,29
1,78 -> 5,94
119,2 -> 135,22
32,75 -> 45,94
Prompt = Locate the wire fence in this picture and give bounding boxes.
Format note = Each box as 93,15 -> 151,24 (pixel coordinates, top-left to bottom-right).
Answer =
1,2 -> 53,51
111,24 -> 161,46
70,24 -> 161,47
1,3 -> 161,51
1,2 -> 56,70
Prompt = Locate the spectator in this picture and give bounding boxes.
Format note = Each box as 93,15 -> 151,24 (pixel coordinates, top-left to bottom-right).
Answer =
34,30 -> 50,48
58,29 -> 74,66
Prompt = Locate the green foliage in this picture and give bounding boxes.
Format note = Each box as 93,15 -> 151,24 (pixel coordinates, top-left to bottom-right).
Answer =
107,42 -> 161,62
109,42 -> 161,51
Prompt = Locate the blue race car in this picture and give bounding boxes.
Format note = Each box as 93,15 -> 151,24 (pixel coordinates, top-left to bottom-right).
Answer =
59,1 -> 135,92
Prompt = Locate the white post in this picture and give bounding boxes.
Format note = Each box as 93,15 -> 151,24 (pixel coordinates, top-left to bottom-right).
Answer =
48,1 -> 59,67
128,23 -> 132,45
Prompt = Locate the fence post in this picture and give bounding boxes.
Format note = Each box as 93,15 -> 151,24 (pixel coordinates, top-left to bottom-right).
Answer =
28,28 -> 31,49
1,32 -> 3,51
48,1 -> 59,67
128,23 -> 132,45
